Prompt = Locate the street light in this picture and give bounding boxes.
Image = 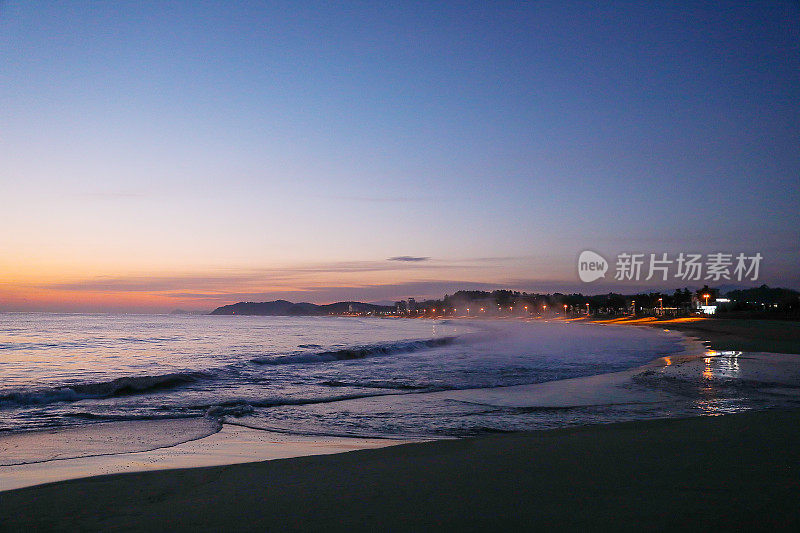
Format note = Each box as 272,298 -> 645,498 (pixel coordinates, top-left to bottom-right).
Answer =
703,293 -> 710,306
564,304 -> 568,316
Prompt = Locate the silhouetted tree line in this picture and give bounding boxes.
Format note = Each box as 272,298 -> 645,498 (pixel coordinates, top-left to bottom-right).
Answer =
405,285 -> 799,319
717,285 -> 800,319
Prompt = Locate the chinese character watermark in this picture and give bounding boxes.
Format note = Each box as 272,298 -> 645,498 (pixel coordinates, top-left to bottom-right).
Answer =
578,251 -> 762,282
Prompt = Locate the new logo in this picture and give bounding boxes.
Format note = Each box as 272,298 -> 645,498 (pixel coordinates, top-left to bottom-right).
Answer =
578,250 -> 608,282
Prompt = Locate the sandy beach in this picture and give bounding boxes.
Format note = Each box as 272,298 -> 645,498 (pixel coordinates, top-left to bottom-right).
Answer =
1,409 -> 799,531
655,318 -> 800,354
2,318 -> 799,531
0,424 -> 408,493
594,316 -> 800,354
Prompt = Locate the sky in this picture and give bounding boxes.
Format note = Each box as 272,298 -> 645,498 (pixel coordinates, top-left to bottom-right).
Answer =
1,1 -> 799,312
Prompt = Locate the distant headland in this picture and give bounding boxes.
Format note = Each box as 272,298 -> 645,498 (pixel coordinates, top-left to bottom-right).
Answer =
209,300 -> 393,316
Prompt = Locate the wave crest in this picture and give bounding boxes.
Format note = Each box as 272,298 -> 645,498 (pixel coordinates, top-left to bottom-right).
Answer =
251,336 -> 457,365
0,371 -> 208,408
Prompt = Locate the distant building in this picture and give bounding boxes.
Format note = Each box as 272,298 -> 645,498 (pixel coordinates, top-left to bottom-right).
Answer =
692,292 -> 717,315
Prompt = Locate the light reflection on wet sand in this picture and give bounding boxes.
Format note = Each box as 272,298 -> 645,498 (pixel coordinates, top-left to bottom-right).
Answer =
655,349 -> 797,416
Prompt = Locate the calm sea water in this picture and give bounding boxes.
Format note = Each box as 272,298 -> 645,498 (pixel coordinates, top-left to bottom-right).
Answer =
0,313 -> 685,437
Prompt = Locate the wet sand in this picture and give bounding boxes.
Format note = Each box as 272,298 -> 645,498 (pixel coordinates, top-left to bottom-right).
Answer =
0,425 -> 408,492
1,409 -> 799,532
655,317 -> 800,354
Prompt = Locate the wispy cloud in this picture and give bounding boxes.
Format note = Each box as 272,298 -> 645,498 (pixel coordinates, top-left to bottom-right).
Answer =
22,258 -> 576,312
159,280 -> 504,304
387,256 -> 430,262
38,259 -> 466,294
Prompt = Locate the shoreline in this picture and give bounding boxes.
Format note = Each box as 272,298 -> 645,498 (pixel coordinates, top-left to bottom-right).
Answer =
0,425 -> 409,493
3,318 -> 797,493
2,317 -> 799,523
2,408 -> 799,531
0,321 -> 700,492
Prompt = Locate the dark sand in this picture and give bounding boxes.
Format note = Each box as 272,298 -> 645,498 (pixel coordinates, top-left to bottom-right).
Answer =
655,318 -> 800,354
590,316 -> 800,354
2,409 -> 799,532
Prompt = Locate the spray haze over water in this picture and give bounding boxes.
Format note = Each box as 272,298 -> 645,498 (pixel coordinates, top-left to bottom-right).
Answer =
0,314 -> 686,438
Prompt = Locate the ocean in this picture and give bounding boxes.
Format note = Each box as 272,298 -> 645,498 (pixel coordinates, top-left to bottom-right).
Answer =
0,313 -> 686,441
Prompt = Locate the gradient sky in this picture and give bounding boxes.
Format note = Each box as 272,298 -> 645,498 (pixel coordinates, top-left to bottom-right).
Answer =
2,1 -> 799,312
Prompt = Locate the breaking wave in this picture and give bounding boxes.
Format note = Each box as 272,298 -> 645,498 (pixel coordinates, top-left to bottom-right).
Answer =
251,336 -> 458,365
0,371 -> 209,408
